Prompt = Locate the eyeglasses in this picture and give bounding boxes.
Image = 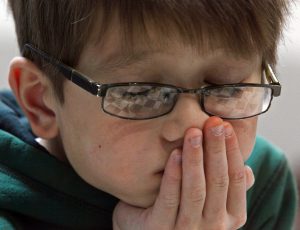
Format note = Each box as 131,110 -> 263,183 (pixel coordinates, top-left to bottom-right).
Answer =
23,43 -> 281,120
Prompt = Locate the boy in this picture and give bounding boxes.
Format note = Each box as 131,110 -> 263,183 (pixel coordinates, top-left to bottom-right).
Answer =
0,0 -> 297,229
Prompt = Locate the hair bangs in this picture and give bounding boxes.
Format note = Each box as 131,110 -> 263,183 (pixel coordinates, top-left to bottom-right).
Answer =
92,0 -> 289,62
9,0 -> 291,101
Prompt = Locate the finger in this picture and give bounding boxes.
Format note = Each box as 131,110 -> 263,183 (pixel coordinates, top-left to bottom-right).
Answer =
151,149 -> 182,228
245,165 -> 255,190
202,117 -> 228,220
177,128 -> 205,227
223,122 -> 247,224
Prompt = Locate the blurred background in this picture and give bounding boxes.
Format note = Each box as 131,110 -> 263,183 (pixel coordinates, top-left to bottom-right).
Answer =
0,0 -> 300,228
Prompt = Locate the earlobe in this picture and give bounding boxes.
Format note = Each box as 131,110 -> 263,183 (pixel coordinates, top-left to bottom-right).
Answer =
8,57 -> 59,139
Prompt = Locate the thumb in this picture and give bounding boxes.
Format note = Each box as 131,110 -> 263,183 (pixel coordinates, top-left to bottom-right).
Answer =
245,165 -> 255,190
113,201 -> 145,230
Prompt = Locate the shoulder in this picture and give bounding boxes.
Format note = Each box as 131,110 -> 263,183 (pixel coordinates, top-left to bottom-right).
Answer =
0,89 -> 22,115
0,210 -> 19,230
0,89 -> 42,150
243,136 -> 298,229
246,135 -> 293,195
247,136 -> 288,177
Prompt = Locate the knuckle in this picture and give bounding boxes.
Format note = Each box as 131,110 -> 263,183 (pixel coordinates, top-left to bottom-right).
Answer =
165,171 -> 181,184
188,157 -> 203,167
229,169 -> 245,185
211,174 -> 229,188
226,144 -> 240,153
160,192 -> 180,208
212,147 -> 224,155
189,186 -> 206,204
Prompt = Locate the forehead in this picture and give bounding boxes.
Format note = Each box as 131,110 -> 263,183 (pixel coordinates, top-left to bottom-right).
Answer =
78,1 -> 264,69
77,17 -> 260,80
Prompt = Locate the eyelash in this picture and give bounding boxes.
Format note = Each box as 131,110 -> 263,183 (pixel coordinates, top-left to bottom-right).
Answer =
124,90 -> 151,97
204,78 -> 245,86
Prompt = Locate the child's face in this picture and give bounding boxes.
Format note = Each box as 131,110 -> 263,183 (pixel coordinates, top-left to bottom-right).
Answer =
50,33 -> 261,207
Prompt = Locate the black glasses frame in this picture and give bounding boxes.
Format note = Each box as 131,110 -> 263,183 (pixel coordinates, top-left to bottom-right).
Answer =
22,43 -> 282,120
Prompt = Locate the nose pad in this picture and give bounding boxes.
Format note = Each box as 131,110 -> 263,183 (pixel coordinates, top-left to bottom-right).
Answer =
160,94 -> 209,142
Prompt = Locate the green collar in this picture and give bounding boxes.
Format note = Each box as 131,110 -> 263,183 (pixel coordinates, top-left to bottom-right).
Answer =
0,129 -> 118,228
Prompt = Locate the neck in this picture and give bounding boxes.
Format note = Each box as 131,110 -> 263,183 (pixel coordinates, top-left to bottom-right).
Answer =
36,136 -> 68,162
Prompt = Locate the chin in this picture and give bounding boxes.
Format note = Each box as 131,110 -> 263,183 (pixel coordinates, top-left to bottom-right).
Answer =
120,190 -> 159,208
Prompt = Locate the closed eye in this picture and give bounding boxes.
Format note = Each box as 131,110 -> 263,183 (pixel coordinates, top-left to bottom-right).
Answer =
223,87 -> 243,98
124,89 -> 151,97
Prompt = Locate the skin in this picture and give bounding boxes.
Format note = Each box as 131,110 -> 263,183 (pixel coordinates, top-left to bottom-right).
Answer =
9,25 -> 258,229
113,118 -> 255,229
58,44 -> 258,207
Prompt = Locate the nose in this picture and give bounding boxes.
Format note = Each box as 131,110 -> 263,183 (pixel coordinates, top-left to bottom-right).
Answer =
160,94 -> 209,143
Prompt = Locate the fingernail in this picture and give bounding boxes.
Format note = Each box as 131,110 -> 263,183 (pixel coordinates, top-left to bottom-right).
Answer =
189,135 -> 202,148
210,125 -> 224,136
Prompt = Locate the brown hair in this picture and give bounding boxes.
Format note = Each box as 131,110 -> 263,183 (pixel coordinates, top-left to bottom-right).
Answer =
8,0 -> 291,101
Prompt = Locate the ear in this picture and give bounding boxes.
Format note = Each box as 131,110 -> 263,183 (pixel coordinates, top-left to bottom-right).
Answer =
8,57 -> 59,139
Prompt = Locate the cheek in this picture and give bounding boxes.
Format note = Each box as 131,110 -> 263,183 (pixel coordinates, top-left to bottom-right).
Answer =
230,118 -> 258,161
61,121 -> 150,195
70,129 -> 162,207
58,108 -> 162,205
56,84 -> 164,206
60,116 -> 143,179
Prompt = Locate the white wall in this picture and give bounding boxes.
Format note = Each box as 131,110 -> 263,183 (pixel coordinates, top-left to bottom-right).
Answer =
0,1 -> 300,167
0,0 -> 19,89
257,3 -> 300,170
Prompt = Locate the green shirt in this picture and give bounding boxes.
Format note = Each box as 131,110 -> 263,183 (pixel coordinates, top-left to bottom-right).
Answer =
0,129 -> 118,229
241,136 -> 298,229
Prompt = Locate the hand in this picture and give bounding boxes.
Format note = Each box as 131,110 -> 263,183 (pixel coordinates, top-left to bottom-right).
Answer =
113,117 -> 255,230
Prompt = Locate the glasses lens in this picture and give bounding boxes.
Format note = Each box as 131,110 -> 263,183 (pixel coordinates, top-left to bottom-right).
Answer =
203,86 -> 272,119
102,85 -> 178,119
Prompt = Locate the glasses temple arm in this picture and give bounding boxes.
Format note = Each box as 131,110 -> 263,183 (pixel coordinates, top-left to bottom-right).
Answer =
22,44 -> 100,96
265,64 -> 281,97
